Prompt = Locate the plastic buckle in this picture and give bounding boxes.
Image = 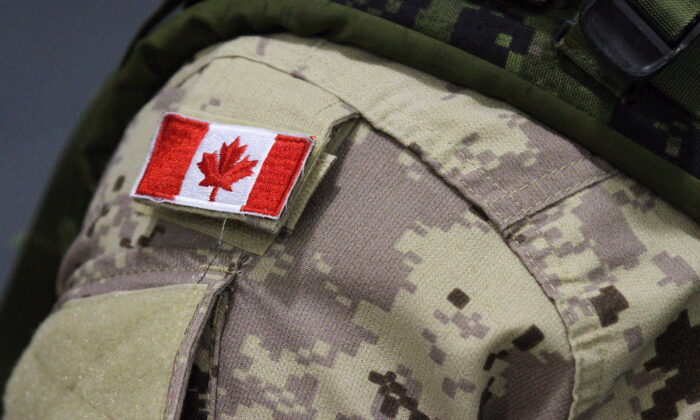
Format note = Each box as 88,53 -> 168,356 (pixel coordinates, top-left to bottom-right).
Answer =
580,0 -> 700,80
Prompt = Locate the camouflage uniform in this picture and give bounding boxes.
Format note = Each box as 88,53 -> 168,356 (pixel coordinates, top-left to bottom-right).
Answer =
4,34 -> 700,420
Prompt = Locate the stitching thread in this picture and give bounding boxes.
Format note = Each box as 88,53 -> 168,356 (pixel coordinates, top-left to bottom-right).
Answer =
163,286 -> 206,420
156,40 -> 611,229
69,266 -> 233,292
485,157 -> 588,207
165,257 -> 240,420
501,172 -> 610,227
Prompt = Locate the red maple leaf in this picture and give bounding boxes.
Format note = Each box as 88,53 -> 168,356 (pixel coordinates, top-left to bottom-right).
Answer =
197,137 -> 258,202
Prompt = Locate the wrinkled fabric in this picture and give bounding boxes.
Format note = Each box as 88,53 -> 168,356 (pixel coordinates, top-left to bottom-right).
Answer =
4,34 -> 700,420
509,175 -> 700,419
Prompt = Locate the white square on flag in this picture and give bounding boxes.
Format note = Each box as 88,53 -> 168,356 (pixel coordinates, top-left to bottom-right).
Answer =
131,112 -> 314,219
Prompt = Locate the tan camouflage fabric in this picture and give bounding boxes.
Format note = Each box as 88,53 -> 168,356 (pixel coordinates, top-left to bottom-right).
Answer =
4,34 -> 700,420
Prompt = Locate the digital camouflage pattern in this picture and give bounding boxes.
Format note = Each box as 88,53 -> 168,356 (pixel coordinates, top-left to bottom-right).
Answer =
199,34 -> 615,230
332,0 -> 700,179
508,175 -> 700,419
4,34 -> 700,420
5,3 -> 698,387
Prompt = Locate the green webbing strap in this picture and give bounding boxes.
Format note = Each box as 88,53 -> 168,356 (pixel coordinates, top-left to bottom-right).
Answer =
629,0 -> 700,41
558,0 -> 700,117
643,0 -> 700,117
557,24 -> 632,97
654,38 -> 700,118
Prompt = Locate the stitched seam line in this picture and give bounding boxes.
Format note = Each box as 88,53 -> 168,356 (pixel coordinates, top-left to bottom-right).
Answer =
163,261 -> 239,420
72,267 -> 232,288
477,165 -> 526,218
163,286 -> 213,420
485,157 -> 588,207
500,172 -> 611,227
187,48 -> 517,221
230,48 -> 594,224
187,44 -> 610,228
64,246 -> 239,291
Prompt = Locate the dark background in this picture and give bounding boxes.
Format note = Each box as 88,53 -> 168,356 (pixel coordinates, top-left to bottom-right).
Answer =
0,1 -> 161,297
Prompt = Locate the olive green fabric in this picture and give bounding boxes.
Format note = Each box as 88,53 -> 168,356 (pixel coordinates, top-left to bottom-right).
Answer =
630,0 -> 700,41
557,24 -> 632,97
643,0 -> 700,117
558,0 -> 700,118
3,0 -> 700,400
655,40 -> 700,117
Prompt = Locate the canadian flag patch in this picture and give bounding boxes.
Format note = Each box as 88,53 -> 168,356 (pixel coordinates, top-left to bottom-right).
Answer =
131,113 -> 314,219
